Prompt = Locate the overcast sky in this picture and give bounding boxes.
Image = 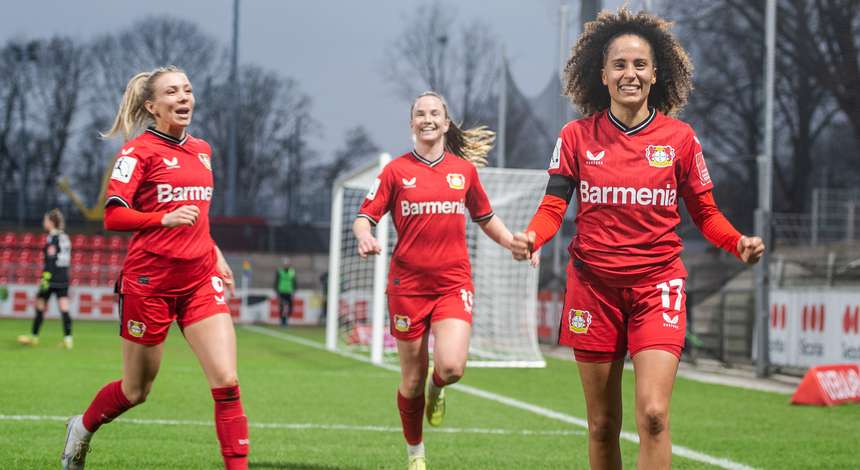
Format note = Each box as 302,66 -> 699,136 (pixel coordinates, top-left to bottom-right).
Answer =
1,0 -> 627,160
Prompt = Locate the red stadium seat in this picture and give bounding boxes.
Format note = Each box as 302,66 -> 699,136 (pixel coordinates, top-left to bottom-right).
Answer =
23,267 -> 41,284
20,232 -> 37,249
36,233 -> 47,246
1,249 -> 13,263
0,232 -> 16,248
72,234 -> 88,251
17,250 -> 34,264
91,235 -> 107,251
108,235 -> 126,251
90,252 -> 104,266
108,253 -> 124,268
87,265 -> 101,286
72,251 -> 84,265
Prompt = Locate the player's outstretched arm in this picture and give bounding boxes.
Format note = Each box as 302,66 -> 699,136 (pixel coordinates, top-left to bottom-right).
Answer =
480,217 -> 540,267
683,191 -> 765,265
353,217 -> 382,259
477,215 -> 513,250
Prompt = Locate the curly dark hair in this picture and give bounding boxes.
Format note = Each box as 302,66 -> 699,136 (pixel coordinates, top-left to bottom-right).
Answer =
563,8 -> 693,116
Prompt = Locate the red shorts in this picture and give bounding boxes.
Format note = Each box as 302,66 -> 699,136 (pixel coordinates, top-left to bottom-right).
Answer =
559,260 -> 686,361
387,288 -> 474,341
118,273 -> 231,345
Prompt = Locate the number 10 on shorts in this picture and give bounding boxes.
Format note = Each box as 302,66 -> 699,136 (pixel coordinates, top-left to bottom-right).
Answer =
460,289 -> 474,314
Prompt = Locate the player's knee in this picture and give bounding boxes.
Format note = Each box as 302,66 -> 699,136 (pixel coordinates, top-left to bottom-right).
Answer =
123,386 -> 149,405
588,415 -> 621,443
438,365 -> 464,384
639,405 -> 668,437
212,373 -> 239,389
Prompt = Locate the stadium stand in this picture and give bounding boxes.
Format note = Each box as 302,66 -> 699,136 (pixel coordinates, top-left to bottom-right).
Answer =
1,231 -> 129,287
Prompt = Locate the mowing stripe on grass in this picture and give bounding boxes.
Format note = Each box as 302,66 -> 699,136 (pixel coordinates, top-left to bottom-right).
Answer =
244,325 -> 757,470
0,414 -> 583,437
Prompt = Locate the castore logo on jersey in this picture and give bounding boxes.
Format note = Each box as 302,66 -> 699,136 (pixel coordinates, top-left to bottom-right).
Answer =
162,157 -> 180,169
402,177 -> 416,188
585,150 -> 606,162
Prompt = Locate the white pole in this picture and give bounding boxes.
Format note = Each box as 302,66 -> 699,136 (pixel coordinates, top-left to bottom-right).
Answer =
497,48 -> 507,169
370,153 -> 392,364
754,0 -> 776,378
325,184 -> 344,350
553,2 -> 570,283
226,0 -> 240,215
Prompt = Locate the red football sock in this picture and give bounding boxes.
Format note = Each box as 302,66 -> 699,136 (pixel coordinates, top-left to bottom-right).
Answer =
397,390 -> 425,445
212,385 -> 249,470
432,369 -> 447,388
82,380 -> 134,433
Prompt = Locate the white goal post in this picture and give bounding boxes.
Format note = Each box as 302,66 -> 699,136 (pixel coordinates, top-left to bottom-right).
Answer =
326,153 -> 547,367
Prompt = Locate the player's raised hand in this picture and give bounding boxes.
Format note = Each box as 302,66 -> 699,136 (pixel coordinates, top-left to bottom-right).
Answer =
357,233 -> 383,259
510,231 -> 535,261
737,235 -> 765,265
161,205 -> 200,227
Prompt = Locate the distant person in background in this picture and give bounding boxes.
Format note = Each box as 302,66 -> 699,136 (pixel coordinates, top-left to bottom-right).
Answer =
274,257 -> 296,327
60,66 -> 248,470
509,9 -> 765,469
17,208 -> 73,349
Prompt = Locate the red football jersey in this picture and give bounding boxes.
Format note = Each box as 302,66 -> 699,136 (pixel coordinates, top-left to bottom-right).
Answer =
105,128 -> 217,295
549,109 -> 713,286
358,151 -> 494,295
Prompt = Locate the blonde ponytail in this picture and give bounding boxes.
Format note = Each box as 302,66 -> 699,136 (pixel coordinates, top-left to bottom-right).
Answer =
445,123 -> 495,168
101,65 -> 185,142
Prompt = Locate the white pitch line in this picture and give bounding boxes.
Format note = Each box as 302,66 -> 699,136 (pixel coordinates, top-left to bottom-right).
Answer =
243,325 -> 757,470
0,414 -> 583,437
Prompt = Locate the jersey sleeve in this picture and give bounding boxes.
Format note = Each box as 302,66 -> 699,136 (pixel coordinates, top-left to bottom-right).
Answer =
545,125 -> 578,203
466,165 -> 494,223
105,146 -> 146,209
357,164 -> 395,225
677,129 -> 714,198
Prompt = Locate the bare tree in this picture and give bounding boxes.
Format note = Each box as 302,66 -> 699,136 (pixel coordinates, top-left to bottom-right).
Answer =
27,38 -> 88,205
791,0 -> 860,144
672,0 -> 845,217
195,66 -> 317,218
384,1 -> 499,125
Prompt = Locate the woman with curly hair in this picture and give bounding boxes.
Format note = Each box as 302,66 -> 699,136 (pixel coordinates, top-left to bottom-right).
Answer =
354,91 -> 522,470
510,8 -> 764,469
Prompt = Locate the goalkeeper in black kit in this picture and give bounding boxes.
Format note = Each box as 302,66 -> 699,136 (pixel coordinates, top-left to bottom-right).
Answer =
17,209 -> 74,349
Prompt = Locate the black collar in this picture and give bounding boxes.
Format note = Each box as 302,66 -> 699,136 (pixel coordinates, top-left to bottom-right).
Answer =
607,107 -> 656,136
411,149 -> 445,167
146,127 -> 188,145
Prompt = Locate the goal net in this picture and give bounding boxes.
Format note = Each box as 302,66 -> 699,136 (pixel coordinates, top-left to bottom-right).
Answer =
326,153 -> 547,367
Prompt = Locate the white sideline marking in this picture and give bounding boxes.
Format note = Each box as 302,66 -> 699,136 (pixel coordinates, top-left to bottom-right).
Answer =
0,414 -> 583,437
243,325 -> 758,470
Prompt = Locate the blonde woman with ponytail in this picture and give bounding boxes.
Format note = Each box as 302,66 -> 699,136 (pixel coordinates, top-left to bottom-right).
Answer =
61,67 -> 249,470
353,91 -> 527,470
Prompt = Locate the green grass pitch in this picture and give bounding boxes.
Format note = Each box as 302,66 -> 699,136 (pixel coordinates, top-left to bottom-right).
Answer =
1,318 -> 857,469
